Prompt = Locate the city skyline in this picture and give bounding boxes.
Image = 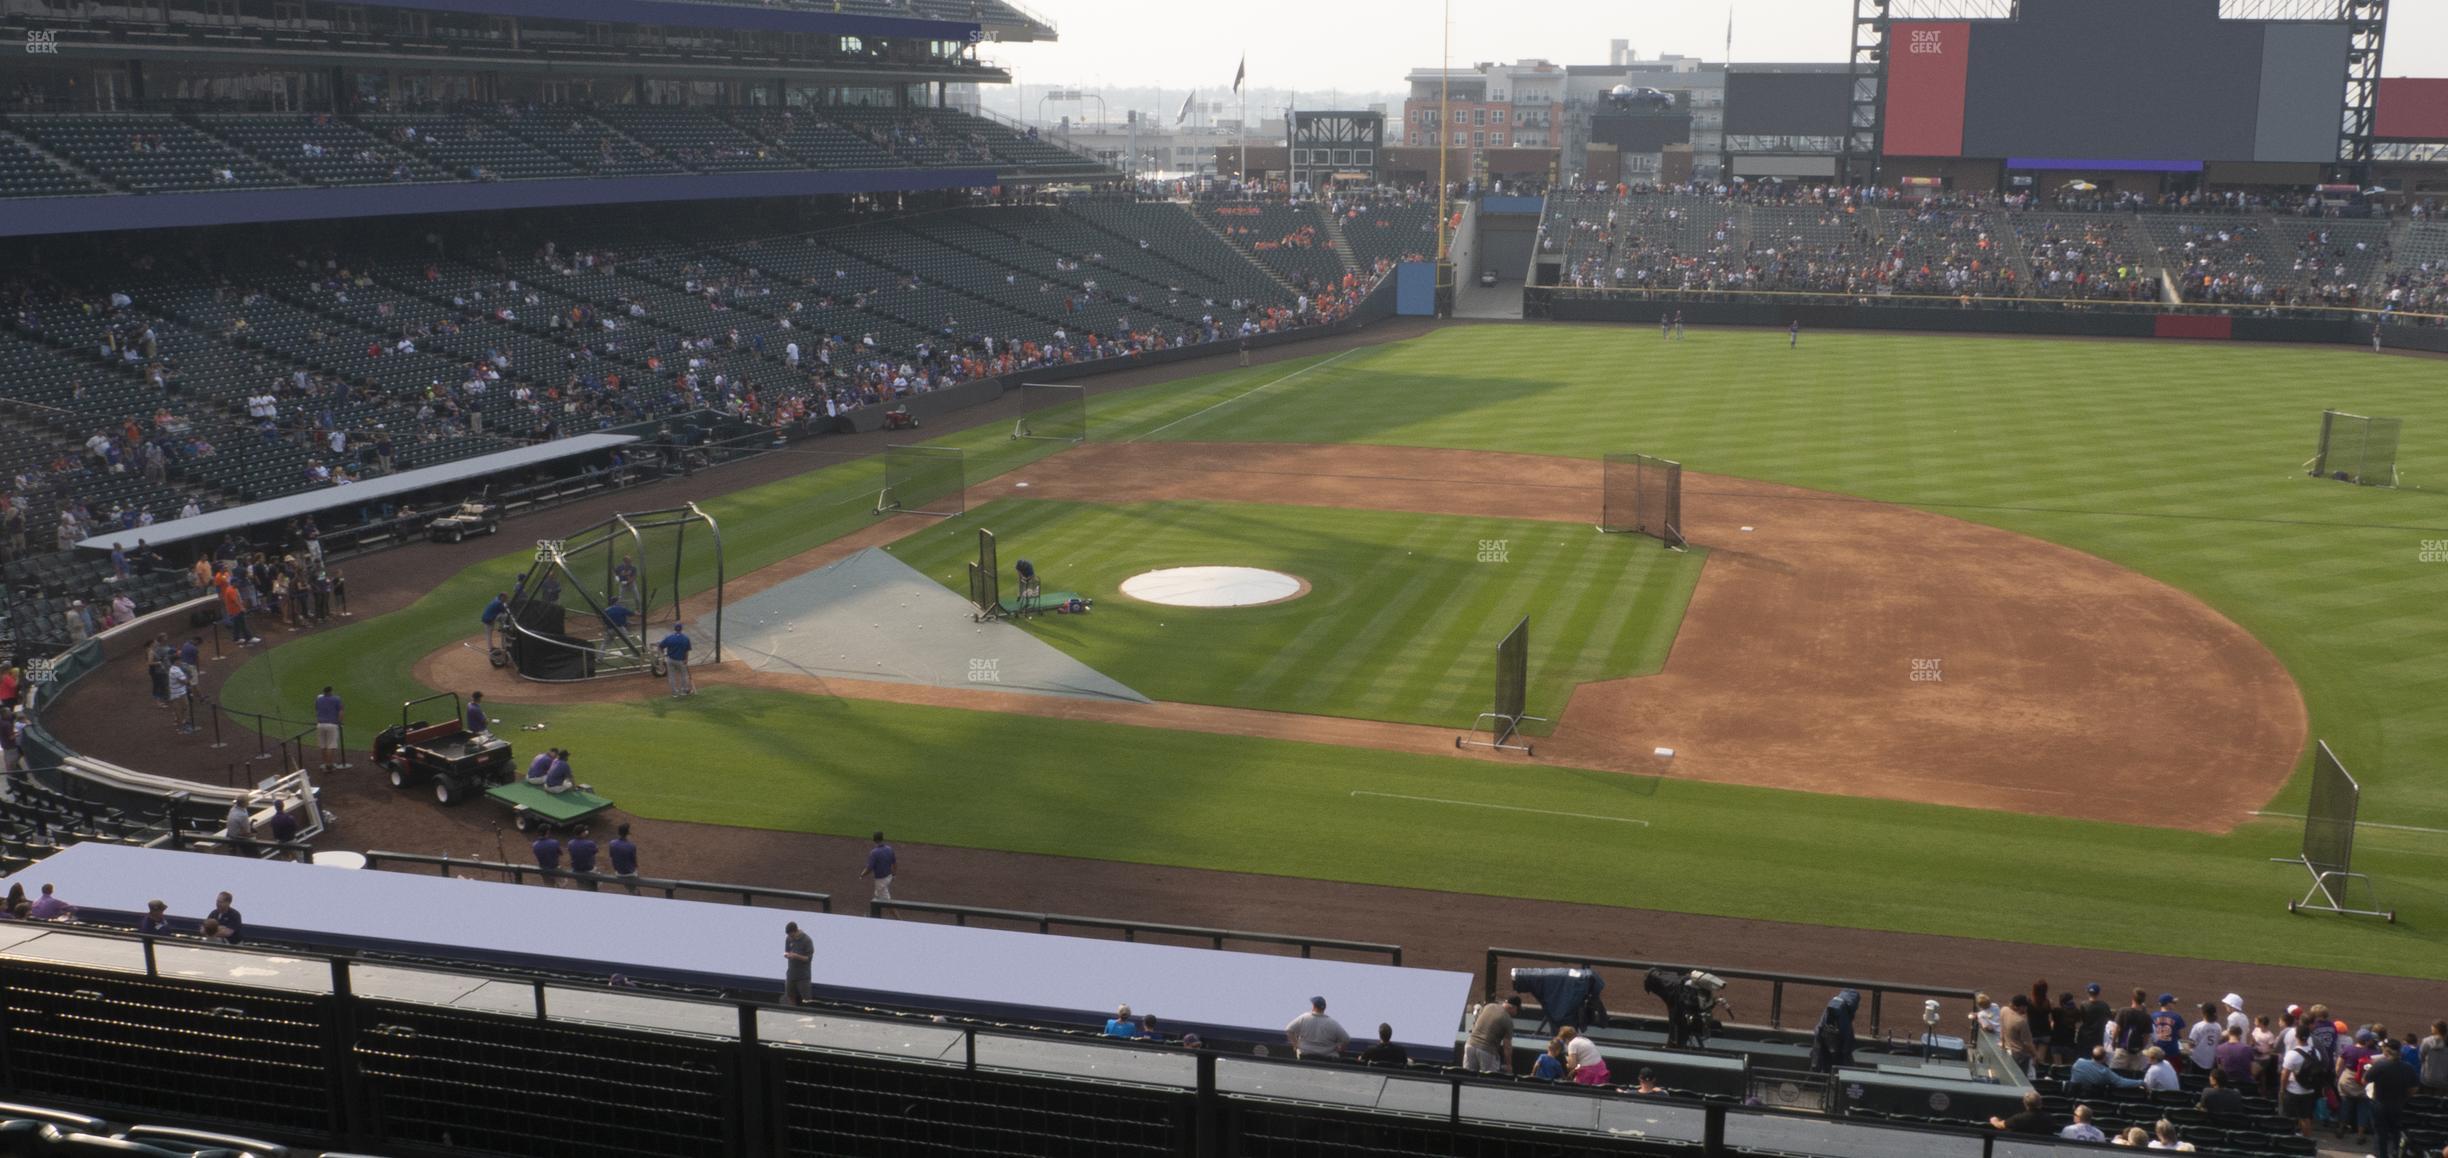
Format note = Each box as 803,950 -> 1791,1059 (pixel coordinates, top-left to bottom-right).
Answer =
989,0 -> 2448,95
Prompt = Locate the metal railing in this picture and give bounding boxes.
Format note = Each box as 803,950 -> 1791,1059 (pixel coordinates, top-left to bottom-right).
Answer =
870,898 -> 1399,964
0,921 -> 2139,1158
1485,948 -> 1978,1038
362,850 -> 832,910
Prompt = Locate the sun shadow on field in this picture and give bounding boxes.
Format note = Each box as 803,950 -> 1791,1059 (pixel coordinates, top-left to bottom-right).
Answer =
1148,369 -> 1582,446
1545,764 -> 1663,800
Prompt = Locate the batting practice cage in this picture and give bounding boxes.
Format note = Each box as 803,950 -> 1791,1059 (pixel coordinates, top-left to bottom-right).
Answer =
1010,383 -> 1088,443
503,504 -> 724,682
968,528 -> 1001,621
2307,410 -> 2402,487
1457,616 -> 1543,755
2272,741 -> 2394,921
1601,453 -> 1687,548
873,445 -> 966,517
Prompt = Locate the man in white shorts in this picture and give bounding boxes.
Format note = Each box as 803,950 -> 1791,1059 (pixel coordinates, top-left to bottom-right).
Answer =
313,686 -> 343,772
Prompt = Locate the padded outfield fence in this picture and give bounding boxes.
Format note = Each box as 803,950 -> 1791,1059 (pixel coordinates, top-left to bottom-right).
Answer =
872,444 -> 966,517
1602,453 -> 1685,548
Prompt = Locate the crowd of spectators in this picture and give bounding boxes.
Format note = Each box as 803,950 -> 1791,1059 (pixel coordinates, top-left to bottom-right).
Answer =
1536,181 -> 2448,316
1971,982 -> 2448,1155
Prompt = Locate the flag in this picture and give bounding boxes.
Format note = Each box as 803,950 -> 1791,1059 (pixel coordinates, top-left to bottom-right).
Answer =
1232,55 -> 1246,94
1176,91 -> 1196,126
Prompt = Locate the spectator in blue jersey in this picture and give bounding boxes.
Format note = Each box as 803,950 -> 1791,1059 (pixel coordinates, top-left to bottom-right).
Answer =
138,899 -> 171,935
608,822 -> 641,894
531,828 -> 562,876
566,825 -> 599,890
481,591 -> 507,651
861,832 -> 897,903
1104,1005 -> 1144,1039
2149,994 -> 2188,1070
658,624 -> 693,697
313,686 -> 343,773
463,691 -> 489,735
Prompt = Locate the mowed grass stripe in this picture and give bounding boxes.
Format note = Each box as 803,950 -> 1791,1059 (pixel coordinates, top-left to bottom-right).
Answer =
1136,327 -> 2448,827
218,326 -> 2448,976
887,502 -> 1706,730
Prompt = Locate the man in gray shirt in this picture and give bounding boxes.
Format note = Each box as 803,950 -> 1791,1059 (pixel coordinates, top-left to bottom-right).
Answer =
1465,995 -> 1522,1073
782,921 -> 814,1006
1286,995 -> 1350,1061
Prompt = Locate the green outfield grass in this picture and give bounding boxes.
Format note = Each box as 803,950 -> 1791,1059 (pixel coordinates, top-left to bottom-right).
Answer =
884,499 -> 1704,729
215,327 -> 2448,976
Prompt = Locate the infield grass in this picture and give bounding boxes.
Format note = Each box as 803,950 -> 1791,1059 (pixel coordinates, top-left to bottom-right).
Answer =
885,500 -> 1704,729
217,326 -> 2448,976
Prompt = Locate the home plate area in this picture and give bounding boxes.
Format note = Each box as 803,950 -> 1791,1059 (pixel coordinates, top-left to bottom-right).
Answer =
711,548 -> 1148,703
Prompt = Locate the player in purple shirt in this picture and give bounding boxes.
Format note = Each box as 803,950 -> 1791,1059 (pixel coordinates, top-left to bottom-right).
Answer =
464,691 -> 489,735
608,823 -> 640,894
531,830 -> 562,875
860,832 -> 897,904
566,826 -> 599,890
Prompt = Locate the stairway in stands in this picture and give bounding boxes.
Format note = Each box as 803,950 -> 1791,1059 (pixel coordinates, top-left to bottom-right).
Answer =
1317,210 -> 1362,276
1189,208 -> 1302,297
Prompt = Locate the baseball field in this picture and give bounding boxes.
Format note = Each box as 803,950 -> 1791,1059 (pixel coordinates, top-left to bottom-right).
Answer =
218,325 -> 2448,978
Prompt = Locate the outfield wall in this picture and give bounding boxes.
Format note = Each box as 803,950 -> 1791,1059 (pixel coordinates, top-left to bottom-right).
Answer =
1530,291 -> 2448,351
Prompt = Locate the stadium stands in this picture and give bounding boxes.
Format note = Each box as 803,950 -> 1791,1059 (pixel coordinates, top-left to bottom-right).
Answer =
0,194 -> 1371,646
0,106 -> 1101,203
1204,202 -> 1352,290
0,130 -> 108,199
1337,198 -> 1445,271
2013,213 -> 2160,301
1875,205 -> 2022,297
1535,188 -> 2448,319
5,114 -> 296,194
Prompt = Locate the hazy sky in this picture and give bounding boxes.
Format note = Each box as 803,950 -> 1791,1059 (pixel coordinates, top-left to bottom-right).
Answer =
991,0 -> 2448,91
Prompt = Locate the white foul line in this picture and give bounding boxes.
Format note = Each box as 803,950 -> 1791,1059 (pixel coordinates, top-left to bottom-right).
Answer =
1127,348 -> 1360,443
1350,790 -> 1651,827
2250,811 -> 2448,836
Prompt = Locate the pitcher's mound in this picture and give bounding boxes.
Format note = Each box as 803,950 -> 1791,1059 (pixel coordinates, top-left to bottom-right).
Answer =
1119,566 -> 1308,608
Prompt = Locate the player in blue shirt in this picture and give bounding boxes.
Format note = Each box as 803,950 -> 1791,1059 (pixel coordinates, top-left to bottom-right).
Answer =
481,591 -> 508,651
602,599 -> 632,635
464,690 -> 489,735
658,624 -> 693,697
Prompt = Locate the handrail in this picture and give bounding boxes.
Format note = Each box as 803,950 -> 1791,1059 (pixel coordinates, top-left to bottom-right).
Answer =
1485,947 -> 1977,1038
0,919 -> 2083,1158
362,850 -> 833,911
869,898 -> 1399,965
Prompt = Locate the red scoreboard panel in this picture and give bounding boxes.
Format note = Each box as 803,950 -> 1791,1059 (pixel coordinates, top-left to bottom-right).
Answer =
1883,22 -> 1970,158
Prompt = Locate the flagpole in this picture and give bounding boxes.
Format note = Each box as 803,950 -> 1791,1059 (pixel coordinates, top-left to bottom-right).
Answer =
1436,0 -> 1449,264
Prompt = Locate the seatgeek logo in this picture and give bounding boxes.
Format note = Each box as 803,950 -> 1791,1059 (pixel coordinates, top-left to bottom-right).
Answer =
1908,30 -> 1946,54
